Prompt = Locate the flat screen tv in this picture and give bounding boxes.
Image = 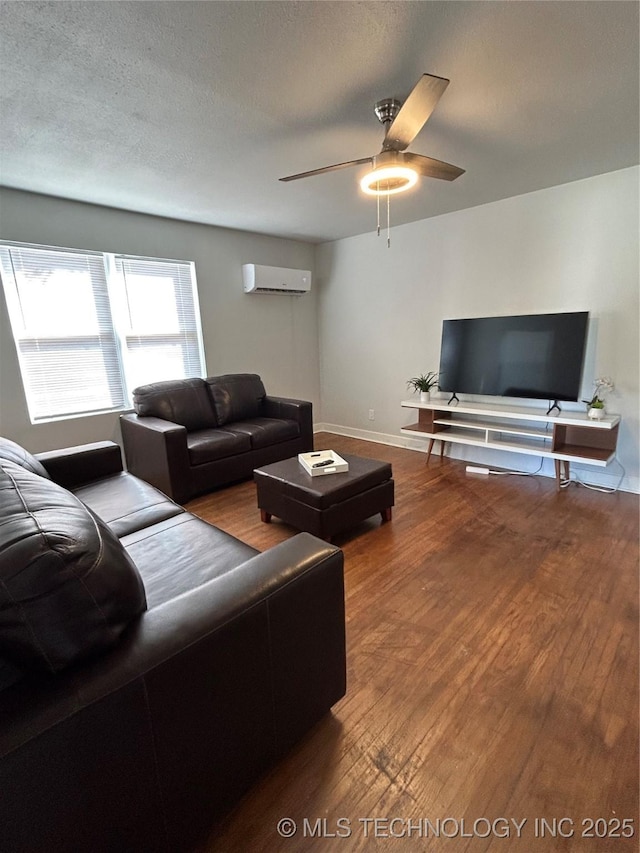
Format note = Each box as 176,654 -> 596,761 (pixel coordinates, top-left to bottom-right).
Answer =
438,311 -> 589,403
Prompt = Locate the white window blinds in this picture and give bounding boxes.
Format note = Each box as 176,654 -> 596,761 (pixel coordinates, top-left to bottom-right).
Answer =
0,245 -> 127,420
0,244 -> 205,422
113,256 -> 204,390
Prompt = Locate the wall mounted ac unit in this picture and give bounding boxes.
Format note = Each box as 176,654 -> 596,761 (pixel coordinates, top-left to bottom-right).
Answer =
242,264 -> 311,295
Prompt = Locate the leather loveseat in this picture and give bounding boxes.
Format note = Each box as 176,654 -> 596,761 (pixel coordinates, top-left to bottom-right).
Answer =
0,436 -> 346,853
120,373 -> 313,503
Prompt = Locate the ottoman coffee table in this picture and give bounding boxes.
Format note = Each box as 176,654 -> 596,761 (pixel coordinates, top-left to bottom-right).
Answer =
254,453 -> 394,542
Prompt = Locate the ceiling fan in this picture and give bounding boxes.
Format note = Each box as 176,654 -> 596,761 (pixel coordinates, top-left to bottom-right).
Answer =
280,73 -> 465,196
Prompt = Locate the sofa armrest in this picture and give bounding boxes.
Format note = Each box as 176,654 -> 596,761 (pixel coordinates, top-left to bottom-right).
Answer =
262,396 -> 313,448
0,532 -> 345,851
262,395 -> 311,421
36,441 -> 123,489
112,532 -> 343,694
120,413 -> 190,503
1,532 -> 344,741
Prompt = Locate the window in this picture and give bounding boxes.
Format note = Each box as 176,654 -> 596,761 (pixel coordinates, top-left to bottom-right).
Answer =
112,256 -> 205,392
0,243 -> 205,422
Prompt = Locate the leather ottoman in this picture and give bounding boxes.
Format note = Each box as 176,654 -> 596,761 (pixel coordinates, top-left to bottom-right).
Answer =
254,453 -> 394,542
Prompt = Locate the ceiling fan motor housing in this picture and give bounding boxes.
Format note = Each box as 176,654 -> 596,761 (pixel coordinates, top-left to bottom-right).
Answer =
374,98 -> 402,127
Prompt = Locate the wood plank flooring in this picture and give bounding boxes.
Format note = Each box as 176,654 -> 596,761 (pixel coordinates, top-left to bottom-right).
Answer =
186,433 -> 639,853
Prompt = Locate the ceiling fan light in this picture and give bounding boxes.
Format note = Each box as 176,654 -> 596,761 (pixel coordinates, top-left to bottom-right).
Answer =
360,165 -> 418,196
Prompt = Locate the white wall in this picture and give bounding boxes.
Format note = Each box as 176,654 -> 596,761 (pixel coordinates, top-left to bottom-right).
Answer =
0,188 -> 319,451
315,167 -> 639,492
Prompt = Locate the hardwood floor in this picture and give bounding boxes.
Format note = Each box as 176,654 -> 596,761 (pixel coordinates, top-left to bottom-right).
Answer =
187,434 -> 639,853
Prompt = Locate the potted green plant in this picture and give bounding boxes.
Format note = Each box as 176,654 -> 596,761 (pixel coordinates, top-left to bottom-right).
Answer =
407,371 -> 439,403
583,376 -> 614,420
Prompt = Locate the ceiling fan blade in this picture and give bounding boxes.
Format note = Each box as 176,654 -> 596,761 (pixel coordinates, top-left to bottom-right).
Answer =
403,152 -> 465,181
280,157 -> 373,182
383,74 -> 450,152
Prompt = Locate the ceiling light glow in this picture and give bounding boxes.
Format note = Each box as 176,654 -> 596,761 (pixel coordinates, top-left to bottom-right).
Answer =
360,165 -> 418,196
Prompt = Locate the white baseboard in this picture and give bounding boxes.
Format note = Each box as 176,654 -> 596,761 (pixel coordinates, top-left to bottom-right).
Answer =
314,423 -> 410,450
313,423 -> 639,494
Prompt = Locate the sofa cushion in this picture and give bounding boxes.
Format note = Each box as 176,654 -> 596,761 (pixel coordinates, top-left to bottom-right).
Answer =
120,513 -> 259,608
206,374 -> 266,426
0,461 -> 147,674
133,378 -> 217,431
73,472 -> 184,537
221,418 -> 300,450
0,437 -> 50,479
186,429 -> 251,466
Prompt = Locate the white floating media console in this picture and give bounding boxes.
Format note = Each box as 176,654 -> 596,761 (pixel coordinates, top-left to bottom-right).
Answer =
400,399 -> 620,490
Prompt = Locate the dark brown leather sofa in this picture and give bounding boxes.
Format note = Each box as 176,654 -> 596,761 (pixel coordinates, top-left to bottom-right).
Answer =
120,373 -> 313,503
0,437 -> 345,853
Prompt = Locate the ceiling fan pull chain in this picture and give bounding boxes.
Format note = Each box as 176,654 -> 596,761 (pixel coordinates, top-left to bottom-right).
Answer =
387,193 -> 391,248
376,183 -> 380,237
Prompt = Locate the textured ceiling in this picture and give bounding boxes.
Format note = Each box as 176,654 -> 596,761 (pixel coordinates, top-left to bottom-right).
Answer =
1,1 -> 638,243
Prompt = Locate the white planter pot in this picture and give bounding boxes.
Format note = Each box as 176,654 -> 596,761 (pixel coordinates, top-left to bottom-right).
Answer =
419,391 -> 431,403
588,407 -> 605,420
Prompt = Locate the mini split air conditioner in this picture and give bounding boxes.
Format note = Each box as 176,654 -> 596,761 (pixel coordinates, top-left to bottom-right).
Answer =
242,264 -> 311,295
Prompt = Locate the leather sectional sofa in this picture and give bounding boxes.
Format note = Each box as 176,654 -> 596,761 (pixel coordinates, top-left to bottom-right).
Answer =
120,373 -> 313,503
0,436 -> 346,852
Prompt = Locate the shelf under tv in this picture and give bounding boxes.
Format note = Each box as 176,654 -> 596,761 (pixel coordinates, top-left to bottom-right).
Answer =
400,399 -> 620,490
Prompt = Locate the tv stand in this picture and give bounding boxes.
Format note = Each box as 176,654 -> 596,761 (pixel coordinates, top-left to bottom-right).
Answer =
447,392 -> 460,405
546,400 -> 561,416
400,399 -> 620,491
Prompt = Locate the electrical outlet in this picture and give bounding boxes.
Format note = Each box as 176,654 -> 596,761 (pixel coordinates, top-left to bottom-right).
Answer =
368,409 -> 375,420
